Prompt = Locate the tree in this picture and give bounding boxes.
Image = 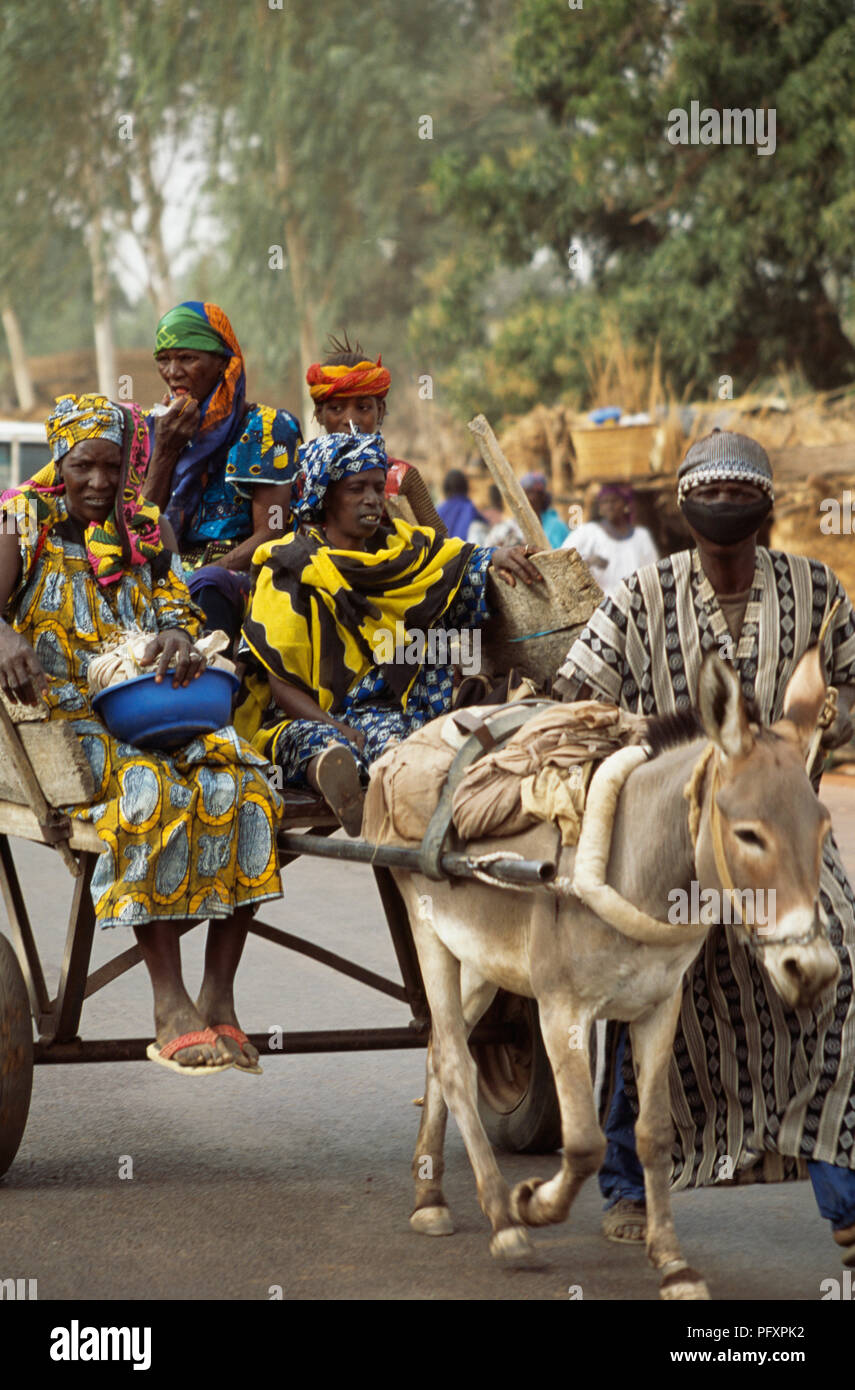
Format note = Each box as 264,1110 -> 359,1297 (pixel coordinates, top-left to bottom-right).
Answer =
0,0 -> 208,398
192,0 -> 515,426
417,0 -> 855,410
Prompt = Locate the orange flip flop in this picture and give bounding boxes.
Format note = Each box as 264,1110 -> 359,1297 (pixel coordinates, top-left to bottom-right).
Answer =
211,1024 -> 263,1075
146,1028 -> 234,1075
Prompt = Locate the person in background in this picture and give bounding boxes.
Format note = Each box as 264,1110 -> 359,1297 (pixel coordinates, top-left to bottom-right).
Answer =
562,484 -> 659,596
483,483 -> 524,548
520,471 -> 570,548
306,334 -> 446,535
144,300 -> 302,643
437,468 -> 488,543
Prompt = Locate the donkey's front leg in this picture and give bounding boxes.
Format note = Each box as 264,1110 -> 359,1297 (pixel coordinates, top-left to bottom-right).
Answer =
510,998 -> 604,1228
410,970 -> 497,1238
411,923 -> 537,1265
631,992 -> 710,1301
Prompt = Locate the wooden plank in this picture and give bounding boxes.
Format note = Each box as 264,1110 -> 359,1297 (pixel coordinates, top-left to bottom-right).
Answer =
0,800 -> 103,853
769,442 -> 855,478
0,834 -> 50,1020
468,414 -> 550,549
0,722 -> 95,806
44,853 -> 97,1043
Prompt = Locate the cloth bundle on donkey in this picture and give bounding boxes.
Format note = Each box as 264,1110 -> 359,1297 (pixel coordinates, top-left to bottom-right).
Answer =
362,701 -> 644,848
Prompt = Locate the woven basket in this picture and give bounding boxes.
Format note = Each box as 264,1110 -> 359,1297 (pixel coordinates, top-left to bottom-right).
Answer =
571,423 -> 658,482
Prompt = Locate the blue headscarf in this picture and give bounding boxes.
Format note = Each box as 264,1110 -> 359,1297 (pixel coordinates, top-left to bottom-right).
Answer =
291,432 -> 387,524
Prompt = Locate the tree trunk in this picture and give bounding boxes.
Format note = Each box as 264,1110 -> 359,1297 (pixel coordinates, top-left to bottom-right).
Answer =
133,128 -> 176,317
1,305 -> 35,412
87,208 -> 117,398
275,145 -> 320,433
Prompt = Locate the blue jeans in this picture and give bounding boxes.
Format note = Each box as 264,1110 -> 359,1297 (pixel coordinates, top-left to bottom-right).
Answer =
599,1027 -> 855,1232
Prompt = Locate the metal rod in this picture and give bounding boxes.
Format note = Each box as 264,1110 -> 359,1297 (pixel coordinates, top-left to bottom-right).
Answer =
33,1022 -> 517,1063
248,919 -> 408,1003
277,833 -> 556,886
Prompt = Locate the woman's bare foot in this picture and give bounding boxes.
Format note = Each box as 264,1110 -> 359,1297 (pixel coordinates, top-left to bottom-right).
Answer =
133,922 -> 233,1069
196,988 -> 259,1069
195,913 -> 257,1068
153,998 -> 233,1068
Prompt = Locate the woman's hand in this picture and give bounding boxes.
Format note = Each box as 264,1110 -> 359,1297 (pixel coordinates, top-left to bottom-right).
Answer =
489,544 -> 544,588
142,630 -> 207,688
330,719 -> 366,753
0,624 -> 49,705
152,395 -> 199,457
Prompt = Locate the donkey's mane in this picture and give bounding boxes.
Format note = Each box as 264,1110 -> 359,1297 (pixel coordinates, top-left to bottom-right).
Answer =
642,709 -> 702,758
642,697 -> 766,759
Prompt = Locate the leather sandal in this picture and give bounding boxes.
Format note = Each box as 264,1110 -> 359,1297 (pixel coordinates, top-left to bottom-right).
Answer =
314,745 -> 365,837
602,1197 -> 647,1243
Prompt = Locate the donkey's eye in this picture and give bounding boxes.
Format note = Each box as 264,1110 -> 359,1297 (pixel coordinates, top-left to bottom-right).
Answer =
734,828 -> 766,850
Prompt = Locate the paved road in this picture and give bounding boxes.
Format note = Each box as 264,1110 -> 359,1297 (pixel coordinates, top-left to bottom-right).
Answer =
1,777 -> 854,1302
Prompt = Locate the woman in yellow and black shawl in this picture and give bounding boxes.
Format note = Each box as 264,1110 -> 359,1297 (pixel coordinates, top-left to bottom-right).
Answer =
239,431 -> 541,829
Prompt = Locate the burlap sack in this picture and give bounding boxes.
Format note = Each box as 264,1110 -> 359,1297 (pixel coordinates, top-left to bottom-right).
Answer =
362,713 -> 471,845
451,702 -> 641,842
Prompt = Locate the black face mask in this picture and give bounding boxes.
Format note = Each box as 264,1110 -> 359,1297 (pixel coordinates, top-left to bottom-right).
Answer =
680,496 -> 772,546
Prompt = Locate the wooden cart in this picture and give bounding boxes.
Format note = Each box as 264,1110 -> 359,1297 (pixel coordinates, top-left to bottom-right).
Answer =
0,706 -> 563,1180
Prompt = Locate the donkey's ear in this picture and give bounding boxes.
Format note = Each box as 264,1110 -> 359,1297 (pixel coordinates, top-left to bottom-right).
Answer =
697,653 -> 753,760
777,645 -> 827,753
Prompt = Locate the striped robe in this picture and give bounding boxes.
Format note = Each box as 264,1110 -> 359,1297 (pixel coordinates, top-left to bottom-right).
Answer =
559,547 -> 855,1186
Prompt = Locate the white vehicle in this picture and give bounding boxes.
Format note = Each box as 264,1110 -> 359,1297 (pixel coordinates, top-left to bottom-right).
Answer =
0,419 -> 50,489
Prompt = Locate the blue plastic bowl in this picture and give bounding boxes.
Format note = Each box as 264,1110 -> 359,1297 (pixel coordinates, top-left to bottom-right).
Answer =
91,668 -> 240,749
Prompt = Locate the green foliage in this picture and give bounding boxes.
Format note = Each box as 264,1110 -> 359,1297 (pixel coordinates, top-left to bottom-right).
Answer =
415,0 -> 855,414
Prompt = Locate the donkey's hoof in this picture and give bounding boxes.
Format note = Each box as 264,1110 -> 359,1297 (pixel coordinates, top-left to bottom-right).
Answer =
659,1263 -> 711,1300
510,1177 -> 548,1227
410,1205 -> 454,1237
489,1225 -> 541,1267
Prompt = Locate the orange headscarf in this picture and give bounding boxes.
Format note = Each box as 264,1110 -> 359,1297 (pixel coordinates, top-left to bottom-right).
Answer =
305,357 -> 391,402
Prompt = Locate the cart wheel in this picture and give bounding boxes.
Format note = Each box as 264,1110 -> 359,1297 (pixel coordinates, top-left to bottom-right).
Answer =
0,931 -> 33,1178
471,991 -> 563,1154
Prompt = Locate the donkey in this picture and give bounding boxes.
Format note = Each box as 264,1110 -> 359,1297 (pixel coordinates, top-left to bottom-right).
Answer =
389,650 -> 841,1299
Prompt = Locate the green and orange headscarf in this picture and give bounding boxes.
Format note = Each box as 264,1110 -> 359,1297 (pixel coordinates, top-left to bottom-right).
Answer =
152,301 -> 247,539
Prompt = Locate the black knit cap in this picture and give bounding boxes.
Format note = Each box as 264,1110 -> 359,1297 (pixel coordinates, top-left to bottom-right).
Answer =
677,429 -> 774,505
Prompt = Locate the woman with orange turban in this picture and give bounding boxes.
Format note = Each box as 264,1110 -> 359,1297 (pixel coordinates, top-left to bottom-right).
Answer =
305,335 -> 446,536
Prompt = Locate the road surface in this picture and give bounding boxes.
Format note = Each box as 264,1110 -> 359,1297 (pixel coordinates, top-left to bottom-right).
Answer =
1,777 -> 854,1302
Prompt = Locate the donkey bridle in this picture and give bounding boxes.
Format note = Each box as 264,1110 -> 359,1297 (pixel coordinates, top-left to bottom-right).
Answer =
705,752 -> 826,952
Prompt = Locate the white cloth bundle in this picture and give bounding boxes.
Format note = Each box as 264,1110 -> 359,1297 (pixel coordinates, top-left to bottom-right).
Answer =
87,629 -> 236,695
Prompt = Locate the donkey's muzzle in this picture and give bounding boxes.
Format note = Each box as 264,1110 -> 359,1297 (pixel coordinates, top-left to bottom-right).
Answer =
764,937 -> 840,1011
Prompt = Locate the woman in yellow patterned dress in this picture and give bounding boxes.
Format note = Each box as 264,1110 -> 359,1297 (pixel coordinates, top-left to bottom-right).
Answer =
0,395 -> 283,1074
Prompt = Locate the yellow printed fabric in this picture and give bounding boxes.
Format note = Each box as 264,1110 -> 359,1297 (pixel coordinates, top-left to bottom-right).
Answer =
240,520 -> 474,737
2,496 -> 283,928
